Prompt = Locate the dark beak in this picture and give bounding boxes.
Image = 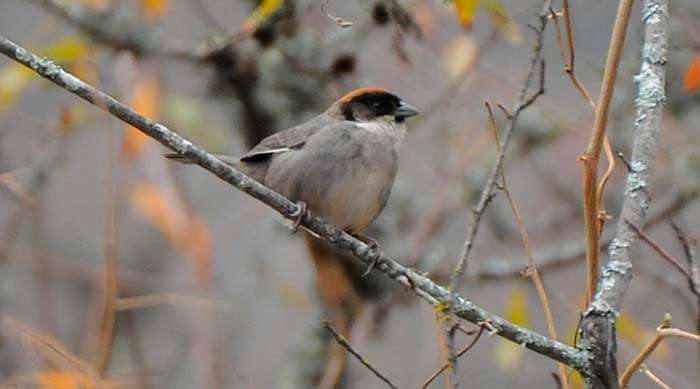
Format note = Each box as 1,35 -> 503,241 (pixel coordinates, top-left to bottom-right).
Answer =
393,101 -> 419,119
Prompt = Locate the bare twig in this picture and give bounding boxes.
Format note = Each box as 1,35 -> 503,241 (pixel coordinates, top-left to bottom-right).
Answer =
114,293 -> 236,312
94,128 -> 119,374
434,313 -> 458,389
579,0 -> 634,305
626,220 -> 693,280
618,319 -> 700,387
487,103 -> 568,388
321,0 -> 354,28
670,221 -> 700,298
579,1 -> 669,387
469,189 -> 697,281
0,35 -> 591,373
322,321 -> 397,389
639,365 -> 671,389
422,325 -> 485,389
449,0 -> 551,291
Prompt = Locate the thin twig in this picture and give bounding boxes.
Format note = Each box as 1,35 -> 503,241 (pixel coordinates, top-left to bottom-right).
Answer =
422,325 -> 485,389
625,220 -> 693,280
321,0 -> 354,28
670,221 -> 700,298
579,0 -> 634,305
487,102 -> 568,389
322,321 -> 397,389
640,365 -> 671,389
0,35 -> 590,372
619,323 -> 700,387
94,118 -> 119,374
449,0 -> 551,291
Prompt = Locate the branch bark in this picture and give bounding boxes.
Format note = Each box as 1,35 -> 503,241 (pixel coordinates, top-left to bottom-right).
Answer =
579,0 -> 669,387
0,35 -> 592,374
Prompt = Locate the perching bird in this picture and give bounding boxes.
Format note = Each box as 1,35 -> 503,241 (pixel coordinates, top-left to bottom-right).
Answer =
167,87 -> 418,246
168,87 -> 417,387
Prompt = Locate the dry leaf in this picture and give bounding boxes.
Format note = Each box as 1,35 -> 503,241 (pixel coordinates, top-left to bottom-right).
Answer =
129,181 -> 213,286
141,0 -> 169,23
683,55 -> 700,93
453,0 -> 480,29
35,372 -> 98,389
122,72 -> 160,159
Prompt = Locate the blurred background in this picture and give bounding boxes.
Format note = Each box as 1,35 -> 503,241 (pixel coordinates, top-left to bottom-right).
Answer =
0,0 -> 698,388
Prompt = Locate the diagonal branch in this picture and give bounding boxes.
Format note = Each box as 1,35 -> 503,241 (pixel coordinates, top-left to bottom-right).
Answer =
0,35 -> 591,374
323,321 -> 397,389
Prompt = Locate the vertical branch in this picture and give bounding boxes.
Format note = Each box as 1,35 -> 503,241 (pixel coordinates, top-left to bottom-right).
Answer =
580,0 -> 635,305
579,0 -> 669,387
95,123 -> 119,374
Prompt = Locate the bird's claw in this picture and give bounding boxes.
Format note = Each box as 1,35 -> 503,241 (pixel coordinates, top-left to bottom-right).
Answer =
288,201 -> 307,234
353,234 -> 381,278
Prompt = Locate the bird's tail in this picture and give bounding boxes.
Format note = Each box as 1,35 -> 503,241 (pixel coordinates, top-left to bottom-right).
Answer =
305,235 -> 363,389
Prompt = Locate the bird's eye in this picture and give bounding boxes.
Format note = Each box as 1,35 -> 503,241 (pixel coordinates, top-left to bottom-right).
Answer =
373,102 -> 381,109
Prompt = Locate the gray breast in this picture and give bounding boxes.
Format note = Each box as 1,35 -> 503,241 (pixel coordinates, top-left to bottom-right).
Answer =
264,126 -> 399,232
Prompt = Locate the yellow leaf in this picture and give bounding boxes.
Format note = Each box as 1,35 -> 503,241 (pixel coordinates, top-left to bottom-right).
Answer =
141,0 -> 169,23
0,37 -> 90,107
42,37 -> 90,63
122,72 -> 160,159
484,0 -> 521,44
243,0 -> 285,31
505,285 -> 530,327
617,313 -> 670,362
494,286 -> 530,370
0,65 -> 33,106
453,0 -> 480,29
683,55 -> 700,93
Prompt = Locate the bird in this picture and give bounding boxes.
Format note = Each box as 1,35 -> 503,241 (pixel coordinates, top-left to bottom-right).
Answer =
167,87 -> 417,386
166,87 -> 418,271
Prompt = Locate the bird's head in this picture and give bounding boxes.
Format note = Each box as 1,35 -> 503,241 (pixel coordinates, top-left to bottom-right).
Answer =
336,87 -> 419,124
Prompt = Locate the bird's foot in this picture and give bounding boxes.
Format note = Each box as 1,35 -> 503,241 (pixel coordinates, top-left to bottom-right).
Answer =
288,201 -> 308,234
352,233 -> 382,278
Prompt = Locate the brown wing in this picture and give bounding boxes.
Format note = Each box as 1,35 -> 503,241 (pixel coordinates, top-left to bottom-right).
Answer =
240,114 -> 332,162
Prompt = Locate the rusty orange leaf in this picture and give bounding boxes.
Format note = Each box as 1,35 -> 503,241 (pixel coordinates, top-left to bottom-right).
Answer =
141,0 -> 169,23
129,181 -> 213,287
683,55 -> 700,93
129,181 -> 183,243
35,372 -> 98,389
122,73 -> 160,159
